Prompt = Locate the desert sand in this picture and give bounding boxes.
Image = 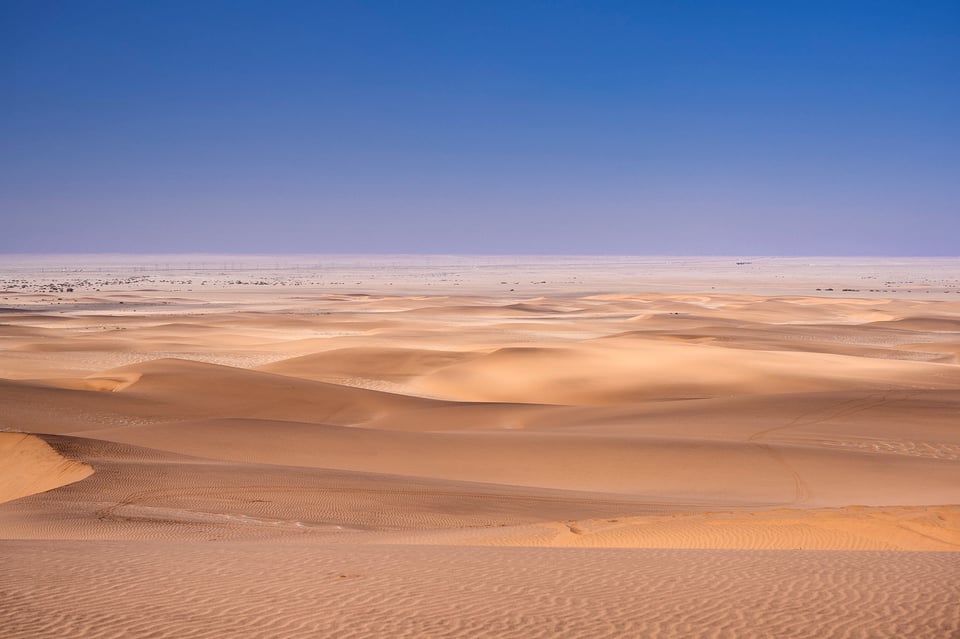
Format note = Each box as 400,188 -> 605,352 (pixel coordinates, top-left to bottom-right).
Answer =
1,255 -> 959,638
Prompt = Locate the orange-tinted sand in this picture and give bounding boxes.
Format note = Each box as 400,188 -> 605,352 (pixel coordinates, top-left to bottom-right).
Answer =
1,255 -> 959,637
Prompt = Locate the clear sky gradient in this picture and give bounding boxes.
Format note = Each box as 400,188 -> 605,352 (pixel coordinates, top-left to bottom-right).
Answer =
2,1 -> 958,255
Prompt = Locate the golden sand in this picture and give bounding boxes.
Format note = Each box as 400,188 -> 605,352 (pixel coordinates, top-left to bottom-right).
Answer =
1,256 -> 958,637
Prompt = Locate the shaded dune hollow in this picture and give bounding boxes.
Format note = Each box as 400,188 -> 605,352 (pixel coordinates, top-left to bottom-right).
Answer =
2,269 -> 960,639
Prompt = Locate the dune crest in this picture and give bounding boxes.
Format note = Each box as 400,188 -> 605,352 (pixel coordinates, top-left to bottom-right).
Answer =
398,505 -> 960,551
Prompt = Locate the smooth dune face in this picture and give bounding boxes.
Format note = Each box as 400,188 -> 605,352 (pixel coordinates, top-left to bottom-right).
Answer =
0,433 -> 92,504
1,256 -> 959,638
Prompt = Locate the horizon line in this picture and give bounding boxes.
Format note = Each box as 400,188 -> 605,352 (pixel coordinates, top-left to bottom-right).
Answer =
2,252 -> 959,259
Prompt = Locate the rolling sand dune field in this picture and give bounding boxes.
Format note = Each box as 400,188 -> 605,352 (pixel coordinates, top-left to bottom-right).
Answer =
1,256 -> 959,637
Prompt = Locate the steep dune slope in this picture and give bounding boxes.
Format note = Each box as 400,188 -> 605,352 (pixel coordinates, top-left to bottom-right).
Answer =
0,433 -> 92,504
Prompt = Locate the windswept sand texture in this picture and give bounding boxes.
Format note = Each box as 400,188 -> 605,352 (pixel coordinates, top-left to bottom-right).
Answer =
1,256 -> 959,638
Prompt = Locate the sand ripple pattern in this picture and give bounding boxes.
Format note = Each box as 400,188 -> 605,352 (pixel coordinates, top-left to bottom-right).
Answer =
2,542 -> 958,639
807,438 -> 960,461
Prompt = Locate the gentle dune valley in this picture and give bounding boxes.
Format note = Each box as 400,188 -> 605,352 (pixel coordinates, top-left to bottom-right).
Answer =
1,256 -> 959,638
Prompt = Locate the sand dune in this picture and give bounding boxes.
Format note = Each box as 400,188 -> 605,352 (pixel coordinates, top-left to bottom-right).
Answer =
2,256 -> 959,637
0,433 -> 92,504
413,339 -> 960,404
388,505 -> 960,552
75,416 -> 960,506
0,434 -> 659,542
259,346 -> 479,383
93,357 -> 447,424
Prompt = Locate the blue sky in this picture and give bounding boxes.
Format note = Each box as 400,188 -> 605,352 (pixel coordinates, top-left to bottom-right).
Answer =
2,1 -> 958,254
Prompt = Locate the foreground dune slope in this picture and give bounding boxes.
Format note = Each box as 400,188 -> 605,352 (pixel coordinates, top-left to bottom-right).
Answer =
0,434 -> 667,541
74,417 -> 960,506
